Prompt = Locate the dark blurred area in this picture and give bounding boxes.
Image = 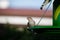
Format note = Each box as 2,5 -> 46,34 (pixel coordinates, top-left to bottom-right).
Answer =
0,23 -> 33,40
0,23 -> 60,40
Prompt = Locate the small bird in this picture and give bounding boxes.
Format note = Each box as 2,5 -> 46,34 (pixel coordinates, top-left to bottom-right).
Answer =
40,0 -> 51,10
27,17 -> 35,29
27,17 -> 36,33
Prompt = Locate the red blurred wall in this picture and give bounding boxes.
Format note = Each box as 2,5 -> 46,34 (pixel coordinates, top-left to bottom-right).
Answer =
0,8 -> 52,17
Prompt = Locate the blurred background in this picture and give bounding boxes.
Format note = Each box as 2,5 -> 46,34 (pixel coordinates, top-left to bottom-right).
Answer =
0,0 -> 53,26
1,0 -> 60,40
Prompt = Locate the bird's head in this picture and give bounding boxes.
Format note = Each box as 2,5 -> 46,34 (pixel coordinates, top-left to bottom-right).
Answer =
27,17 -> 33,22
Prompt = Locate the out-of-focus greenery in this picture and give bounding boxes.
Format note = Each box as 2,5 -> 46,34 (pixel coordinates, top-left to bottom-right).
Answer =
53,5 -> 60,26
53,0 -> 60,26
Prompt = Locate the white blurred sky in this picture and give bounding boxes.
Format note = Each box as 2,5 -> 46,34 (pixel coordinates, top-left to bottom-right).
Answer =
0,0 -> 54,10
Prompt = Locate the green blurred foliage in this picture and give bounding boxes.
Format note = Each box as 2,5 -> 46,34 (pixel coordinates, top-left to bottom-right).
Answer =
53,0 -> 60,26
